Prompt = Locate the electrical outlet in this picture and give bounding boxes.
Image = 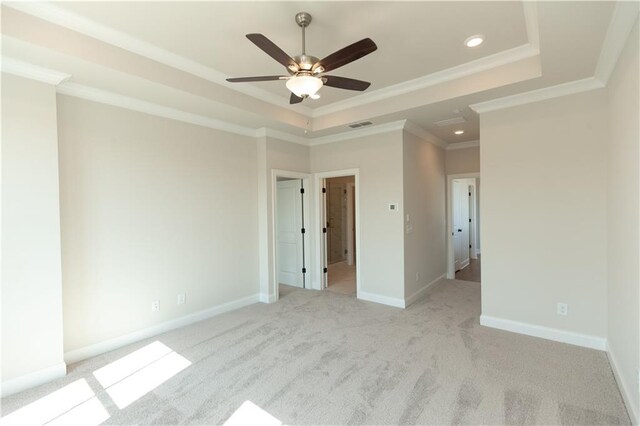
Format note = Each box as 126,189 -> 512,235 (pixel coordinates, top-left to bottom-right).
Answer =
151,300 -> 160,312
415,272 -> 420,282
177,293 -> 186,305
557,302 -> 568,316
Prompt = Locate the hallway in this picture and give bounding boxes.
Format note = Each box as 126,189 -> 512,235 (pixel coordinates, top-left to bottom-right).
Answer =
326,261 -> 356,296
455,255 -> 481,283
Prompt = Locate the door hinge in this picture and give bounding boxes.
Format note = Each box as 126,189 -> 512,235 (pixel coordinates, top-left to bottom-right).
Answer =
469,218 -> 471,223
469,192 -> 471,196
301,228 -> 306,234
323,227 -> 327,233
344,249 -> 348,254
300,188 -> 305,194
344,189 -> 347,194
323,267 -> 328,273
322,188 -> 326,193
302,267 -> 307,274
469,244 -> 472,248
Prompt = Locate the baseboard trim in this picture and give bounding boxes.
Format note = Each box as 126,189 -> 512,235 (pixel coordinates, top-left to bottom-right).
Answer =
64,293 -> 260,364
358,291 -> 405,309
259,293 -> 276,303
405,273 -> 446,307
606,342 -> 639,425
480,315 -> 606,351
0,362 -> 67,398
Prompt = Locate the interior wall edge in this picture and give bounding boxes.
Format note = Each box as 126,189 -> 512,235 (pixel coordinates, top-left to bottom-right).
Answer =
607,342 -> 640,425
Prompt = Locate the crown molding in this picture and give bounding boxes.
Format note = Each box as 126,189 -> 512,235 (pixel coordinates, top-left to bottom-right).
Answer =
469,77 -> 605,114
594,1 -> 640,85
308,120 -> 407,146
311,43 -> 539,118
446,140 -> 479,151
255,128 -> 309,146
1,57 -> 71,85
4,1 -> 313,117
57,82 -> 260,138
403,121 -> 447,149
522,1 -> 540,51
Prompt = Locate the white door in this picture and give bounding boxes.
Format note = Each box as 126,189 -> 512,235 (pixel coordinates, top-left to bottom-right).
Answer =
321,179 -> 328,289
453,180 -> 471,271
276,180 -> 303,287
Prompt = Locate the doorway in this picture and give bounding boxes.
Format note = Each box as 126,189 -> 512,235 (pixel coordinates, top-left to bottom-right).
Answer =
273,171 -> 311,300
316,171 -> 360,297
447,174 -> 481,282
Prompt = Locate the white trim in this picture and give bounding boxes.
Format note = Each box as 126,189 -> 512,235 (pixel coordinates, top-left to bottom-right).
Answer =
403,121 -> 447,149
469,77 -> 605,114
310,120 -> 406,146
606,342 -> 639,425
594,2 -> 640,85
522,2 -> 540,51
404,274 -> 446,308
57,82 -> 260,138
3,1 -> 313,116
255,128 -> 308,146
311,44 -> 538,118
259,293 -> 276,303
1,57 -> 71,85
358,291 -> 405,309
64,293 -> 260,364
446,140 -> 480,151
0,363 -> 67,398
480,315 -> 607,351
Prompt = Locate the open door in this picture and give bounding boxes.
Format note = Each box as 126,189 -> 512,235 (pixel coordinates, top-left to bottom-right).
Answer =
453,179 -> 471,271
321,178 -> 328,289
276,179 -> 305,288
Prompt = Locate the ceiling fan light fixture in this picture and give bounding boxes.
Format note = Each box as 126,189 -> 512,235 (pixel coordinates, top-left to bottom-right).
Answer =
286,75 -> 323,97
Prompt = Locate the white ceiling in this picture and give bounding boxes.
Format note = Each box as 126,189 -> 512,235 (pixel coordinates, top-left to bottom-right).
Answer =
0,1 -> 618,144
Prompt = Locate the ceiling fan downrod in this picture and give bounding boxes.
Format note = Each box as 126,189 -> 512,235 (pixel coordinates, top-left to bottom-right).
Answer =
295,12 -> 312,55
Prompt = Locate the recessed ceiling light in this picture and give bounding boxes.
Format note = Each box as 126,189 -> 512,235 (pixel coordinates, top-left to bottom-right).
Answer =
464,35 -> 484,48
454,130 -> 465,135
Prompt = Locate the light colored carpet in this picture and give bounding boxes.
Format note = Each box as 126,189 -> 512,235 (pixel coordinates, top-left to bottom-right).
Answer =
327,261 -> 356,296
0,280 -> 630,425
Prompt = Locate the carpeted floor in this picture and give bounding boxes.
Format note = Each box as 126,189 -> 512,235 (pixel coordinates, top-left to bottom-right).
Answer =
0,279 -> 630,425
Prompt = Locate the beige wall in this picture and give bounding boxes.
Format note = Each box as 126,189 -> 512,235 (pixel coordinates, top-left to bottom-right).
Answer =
402,131 -> 446,302
57,96 -> 260,352
1,75 -> 65,386
445,146 -> 480,175
606,21 -> 639,423
311,132 -> 405,301
480,89 -> 608,338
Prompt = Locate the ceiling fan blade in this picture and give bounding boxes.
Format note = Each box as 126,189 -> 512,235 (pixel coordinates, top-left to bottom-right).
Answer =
246,33 -> 299,71
313,38 -> 377,73
323,75 -> 371,91
226,76 -> 288,83
290,93 -> 304,104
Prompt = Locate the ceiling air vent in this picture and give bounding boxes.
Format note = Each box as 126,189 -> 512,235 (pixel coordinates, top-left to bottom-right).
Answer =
434,117 -> 466,127
348,121 -> 374,129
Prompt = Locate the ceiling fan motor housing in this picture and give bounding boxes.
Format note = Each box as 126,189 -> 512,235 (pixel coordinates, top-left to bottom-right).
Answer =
295,12 -> 312,28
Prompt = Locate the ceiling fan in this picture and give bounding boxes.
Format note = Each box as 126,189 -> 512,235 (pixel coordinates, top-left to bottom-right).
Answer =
226,12 -> 377,104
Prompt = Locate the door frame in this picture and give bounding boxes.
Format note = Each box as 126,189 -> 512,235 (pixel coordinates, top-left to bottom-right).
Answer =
447,172 -> 480,279
346,182 -> 355,266
314,169 -> 361,295
271,169 -> 312,301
